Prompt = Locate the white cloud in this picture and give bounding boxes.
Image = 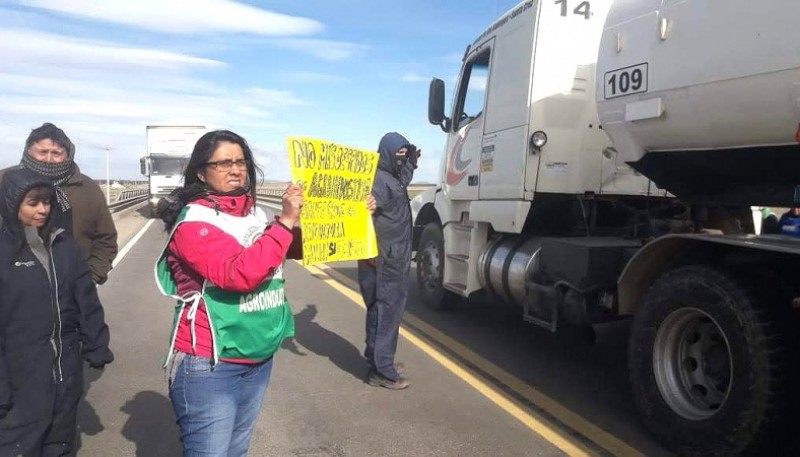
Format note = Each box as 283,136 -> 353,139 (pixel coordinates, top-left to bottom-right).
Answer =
0,8 -> 361,181
469,75 -> 488,91
401,72 -> 429,83
0,37 -> 307,179
443,74 -> 486,91
445,52 -> 464,65
251,146 -> 292,182
243,88 -> 306,107
275,38 -> 368,61
286,72 -> 347,83
18,0 -> 323,36
0,29 -> 224,72
0,72 -> 219,98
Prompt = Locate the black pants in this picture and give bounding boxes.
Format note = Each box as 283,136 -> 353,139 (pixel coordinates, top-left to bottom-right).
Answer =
358,242 -> 411,380
0,333 -> 84,457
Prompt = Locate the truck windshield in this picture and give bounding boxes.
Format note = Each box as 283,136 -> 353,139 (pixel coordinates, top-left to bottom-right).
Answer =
456,50 -> 490,129
151,157 -> 187,175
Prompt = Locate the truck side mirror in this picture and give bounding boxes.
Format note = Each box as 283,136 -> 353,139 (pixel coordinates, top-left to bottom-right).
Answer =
428,78 -> 450,132
140,157 -> 149,176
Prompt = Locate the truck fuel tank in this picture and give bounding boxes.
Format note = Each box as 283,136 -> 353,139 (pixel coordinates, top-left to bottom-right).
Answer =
596,0 -> 800,205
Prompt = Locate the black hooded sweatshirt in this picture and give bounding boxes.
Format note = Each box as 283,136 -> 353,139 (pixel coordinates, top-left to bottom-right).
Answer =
0,168 -> 113,416
371,132 -> 415,248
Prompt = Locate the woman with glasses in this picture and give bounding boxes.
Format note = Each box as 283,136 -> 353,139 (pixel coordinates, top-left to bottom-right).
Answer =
154,130 -> 304,457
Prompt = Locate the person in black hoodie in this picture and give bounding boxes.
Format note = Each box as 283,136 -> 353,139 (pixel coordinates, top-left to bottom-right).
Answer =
0,168 -> 114,457
358,132 -> 420,390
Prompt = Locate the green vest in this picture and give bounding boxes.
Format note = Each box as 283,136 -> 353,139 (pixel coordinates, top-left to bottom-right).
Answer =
155,204 -> 295,366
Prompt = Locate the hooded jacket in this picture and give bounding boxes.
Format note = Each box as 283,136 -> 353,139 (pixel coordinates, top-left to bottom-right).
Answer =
371,132 -> 415,248
0,168 -> 113,416
0,164 -> 118,284
779,211 -> 800,236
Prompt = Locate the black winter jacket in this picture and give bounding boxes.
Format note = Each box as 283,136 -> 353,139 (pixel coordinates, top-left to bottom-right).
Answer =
371,132 -> 415,248
0,168 -> 113,417
0,165 -> 119,284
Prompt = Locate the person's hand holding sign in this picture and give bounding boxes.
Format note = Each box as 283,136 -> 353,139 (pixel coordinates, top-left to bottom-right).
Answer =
279,183 -> 304,228
363,193 -> 378,267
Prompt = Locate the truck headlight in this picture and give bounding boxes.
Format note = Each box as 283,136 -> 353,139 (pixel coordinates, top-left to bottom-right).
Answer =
531,131 -> 548,150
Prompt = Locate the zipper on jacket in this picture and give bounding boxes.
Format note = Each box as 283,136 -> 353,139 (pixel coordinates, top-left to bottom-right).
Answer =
50,336 -> 58,380
50,247 -> 64,382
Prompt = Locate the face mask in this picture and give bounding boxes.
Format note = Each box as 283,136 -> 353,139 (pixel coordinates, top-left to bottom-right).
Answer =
394,144 -> 417,171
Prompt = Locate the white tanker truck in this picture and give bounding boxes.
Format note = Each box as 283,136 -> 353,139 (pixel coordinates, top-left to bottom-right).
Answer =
413,1 -> 800,455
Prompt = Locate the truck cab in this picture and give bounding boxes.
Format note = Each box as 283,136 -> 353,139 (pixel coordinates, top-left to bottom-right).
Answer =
140,125 -> 206,217
413,1 -> 800,455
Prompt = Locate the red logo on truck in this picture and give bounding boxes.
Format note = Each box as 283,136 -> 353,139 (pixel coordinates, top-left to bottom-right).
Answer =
445,132 -> 472,185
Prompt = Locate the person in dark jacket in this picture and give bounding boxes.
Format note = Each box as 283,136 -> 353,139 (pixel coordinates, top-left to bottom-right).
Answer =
778,207 -> 800,236
0,168 -> 114,457
357,132 -> 420,390
0,122 -> 118,284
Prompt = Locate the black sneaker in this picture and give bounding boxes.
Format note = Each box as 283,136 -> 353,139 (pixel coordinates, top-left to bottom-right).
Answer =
366,372 -> 410,390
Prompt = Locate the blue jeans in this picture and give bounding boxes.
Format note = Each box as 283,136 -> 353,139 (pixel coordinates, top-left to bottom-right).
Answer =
168,354 -> 273,457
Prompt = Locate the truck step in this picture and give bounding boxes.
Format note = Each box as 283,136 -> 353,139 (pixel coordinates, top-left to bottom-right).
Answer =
446,254 -> 469,263
443,282 -> 467,294
452,224 -> 472,233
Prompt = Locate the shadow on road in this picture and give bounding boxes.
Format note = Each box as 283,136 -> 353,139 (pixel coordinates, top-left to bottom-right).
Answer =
75,366 -> 104,454
287,304 -> 366,380
120,390 -> 181,457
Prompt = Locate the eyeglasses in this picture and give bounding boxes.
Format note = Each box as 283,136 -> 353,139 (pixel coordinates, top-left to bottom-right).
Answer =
203,158 -> 249,171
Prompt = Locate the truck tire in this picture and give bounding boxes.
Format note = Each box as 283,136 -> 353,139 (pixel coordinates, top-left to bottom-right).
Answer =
416,223 -> 458,310
629,265 -> 787,457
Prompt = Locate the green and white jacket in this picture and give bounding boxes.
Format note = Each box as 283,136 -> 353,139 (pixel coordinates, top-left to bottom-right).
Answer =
155,203 -> 295,366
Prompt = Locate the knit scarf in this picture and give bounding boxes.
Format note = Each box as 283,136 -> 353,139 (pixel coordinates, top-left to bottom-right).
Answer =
191,184 -> 251,215
20,153 -> 75,212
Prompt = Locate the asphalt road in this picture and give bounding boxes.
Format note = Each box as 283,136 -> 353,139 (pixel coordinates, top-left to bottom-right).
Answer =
70,202 -> 800,457
77,206 -> 567,456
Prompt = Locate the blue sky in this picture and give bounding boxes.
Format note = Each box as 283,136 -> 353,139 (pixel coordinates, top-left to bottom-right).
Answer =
0,0 -> 522,183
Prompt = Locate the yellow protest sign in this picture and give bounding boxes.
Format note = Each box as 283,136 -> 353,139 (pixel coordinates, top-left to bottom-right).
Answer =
288,137 -> 380,266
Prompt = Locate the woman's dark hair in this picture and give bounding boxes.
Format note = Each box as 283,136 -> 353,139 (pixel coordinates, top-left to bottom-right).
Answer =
24,185 -> 57,238
6,184 -> 58,260
160,130 -> 263,231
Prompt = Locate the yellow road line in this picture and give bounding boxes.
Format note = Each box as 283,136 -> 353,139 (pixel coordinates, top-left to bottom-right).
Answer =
308,263 -> 646,457
305,264 -> 602,457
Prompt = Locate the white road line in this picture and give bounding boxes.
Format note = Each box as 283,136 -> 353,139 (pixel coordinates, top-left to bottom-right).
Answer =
112,219 -> 155,268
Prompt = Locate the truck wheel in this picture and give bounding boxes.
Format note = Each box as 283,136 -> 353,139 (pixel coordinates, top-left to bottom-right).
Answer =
629,265 -> 787,457
416,223 -> 458,310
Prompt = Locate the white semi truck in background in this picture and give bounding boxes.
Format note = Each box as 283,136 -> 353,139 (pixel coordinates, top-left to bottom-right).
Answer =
139,125 -> 206,217
412,1 -> 800,455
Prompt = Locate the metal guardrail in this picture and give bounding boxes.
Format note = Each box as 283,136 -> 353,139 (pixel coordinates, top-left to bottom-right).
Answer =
256,188 -> 283,201
109,184 -> 438,212
116,189 -> 149,201
108,189 -> 149,213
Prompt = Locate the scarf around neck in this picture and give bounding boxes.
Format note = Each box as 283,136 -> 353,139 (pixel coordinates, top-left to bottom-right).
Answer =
20,153 -> 76,212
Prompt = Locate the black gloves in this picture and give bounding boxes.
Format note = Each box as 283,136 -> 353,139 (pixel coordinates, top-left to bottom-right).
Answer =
407,144 -> 419,168
85,347 -> 114,370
